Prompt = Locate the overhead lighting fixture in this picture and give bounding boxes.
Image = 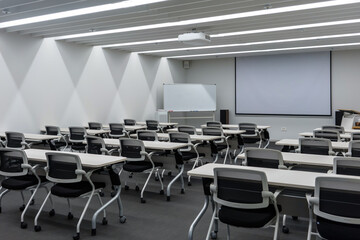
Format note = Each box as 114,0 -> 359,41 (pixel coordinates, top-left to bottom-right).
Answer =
101,38 -> 177,48
54,0 -> 360,40
167,42 -> 360,59
0,0 -> 167,29
136,32 -> 360,54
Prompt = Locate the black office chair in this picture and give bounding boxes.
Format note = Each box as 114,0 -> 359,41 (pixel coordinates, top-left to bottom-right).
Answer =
297,138 -> 335,156
306,176 -> 360,240
4,132 -> 31,149
238,123 -> 264,148
243,148 -> 287,169
34,152 -> 106,240
124,119 -> 136,126
109,123 -> 128,138
88,122 -> 102,130
333,157 -> 360,176
178,125 -> 197,135
313,130 -> 340,142
351,132 -> 360,141
146,120 -> 162,132
68,127 -> 87,152
119,138 -> 163,203
322,125 -> 345,134
206,121 -> 222,128
202,127 -> 230,164
45,126 -> 68,151
345,140 -> 360,157
207,168 -> 281,240
0,149 -> 52,229
137,130 -> 159,141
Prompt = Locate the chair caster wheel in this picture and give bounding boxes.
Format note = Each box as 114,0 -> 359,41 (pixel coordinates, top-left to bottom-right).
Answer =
181,189 -> 185,194
99,192 -> 105,197
110,192 -> 116,198
135,186 -> 140,192
68,212 -> 74,220
282,226 -> 289,234
166,196 -> 170,201
73,233 -> 80,240
49,209 -> 55,217
30,199 -> 35,205
102,218 -> 108,225
21,222 -> 27,229
210,231 -> 217,239
188,182 -> 192,186
91,229 -> 96,236
155,176 -> 159,181
160,190 -> 164,195
19,205 -> 25,211
292,216 -> 298,220
129,175 -> 133,179
140,198 -> 146,204
124,185 -> 129,191
34,225 -> 41,232
120,216 -> 126,224
167,172 -> 172,176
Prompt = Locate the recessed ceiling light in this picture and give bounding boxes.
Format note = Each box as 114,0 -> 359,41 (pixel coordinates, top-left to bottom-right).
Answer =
53,0 -> 360,40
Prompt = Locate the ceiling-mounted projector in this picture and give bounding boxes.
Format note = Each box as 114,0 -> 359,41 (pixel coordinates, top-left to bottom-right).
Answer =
178,32 -> 211,45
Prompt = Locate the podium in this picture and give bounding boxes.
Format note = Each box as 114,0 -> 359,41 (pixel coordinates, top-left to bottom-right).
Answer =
338,109 -> 360,129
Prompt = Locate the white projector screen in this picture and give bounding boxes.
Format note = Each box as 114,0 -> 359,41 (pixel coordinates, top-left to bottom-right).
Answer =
235,52 -> 331,116
164,84 -> 216,112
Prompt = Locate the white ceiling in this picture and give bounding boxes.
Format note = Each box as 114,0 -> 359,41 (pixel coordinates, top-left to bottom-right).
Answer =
1,0 -> 360,59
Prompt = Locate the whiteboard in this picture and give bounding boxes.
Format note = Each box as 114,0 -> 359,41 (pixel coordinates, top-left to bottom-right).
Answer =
164,84 -> 216,112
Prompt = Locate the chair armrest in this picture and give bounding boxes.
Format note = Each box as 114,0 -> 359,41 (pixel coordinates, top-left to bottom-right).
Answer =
306,194 -> 318,206
100,148 -> 110,155
209,183 -> 217,194
329,150 -> 335,156
21,163 -> 33,169
295,148 -> 300,153
21,141 -> 31,149
75,169 -> 86,175
345,152 -> 351,157
327,169 -> 333,174
278,165 -> 288,170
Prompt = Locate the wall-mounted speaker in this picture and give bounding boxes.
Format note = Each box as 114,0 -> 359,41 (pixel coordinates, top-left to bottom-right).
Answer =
220,109 -> 229,124
183,60 -> 190,69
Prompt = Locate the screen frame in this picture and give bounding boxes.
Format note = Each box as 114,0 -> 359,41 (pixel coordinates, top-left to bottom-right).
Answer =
234,51 -> 332,117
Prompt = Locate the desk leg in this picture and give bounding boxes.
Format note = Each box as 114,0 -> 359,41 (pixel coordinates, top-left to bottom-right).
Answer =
166,164 -> 184,201
188,195 -> 210,240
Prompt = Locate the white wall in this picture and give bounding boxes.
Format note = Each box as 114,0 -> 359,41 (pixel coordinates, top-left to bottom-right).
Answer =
185,50 -> 360,139
0,32 -> 185,133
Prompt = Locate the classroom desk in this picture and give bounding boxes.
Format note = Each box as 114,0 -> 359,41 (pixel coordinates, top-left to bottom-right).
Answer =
129,133 -> 222,142
24,149 -> 127,234
41,128 -> 109,136
236,152 -> 335,167
299,132 -> 351,139
200,124 -> 271,130
167,128 -> 245,135
102,124 -> 147,131
136,121 -> 178,127
275,138 -> 349,151
314,127 -> 360,134
0,132 -> 59,141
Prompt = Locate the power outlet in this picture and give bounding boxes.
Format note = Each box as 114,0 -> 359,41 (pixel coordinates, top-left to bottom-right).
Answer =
281,127 -> 287,132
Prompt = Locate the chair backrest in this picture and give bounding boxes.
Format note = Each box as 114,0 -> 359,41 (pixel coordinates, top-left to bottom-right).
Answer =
322,125 -> 344,134
351,133 -> 360,141
312,176 -> 360,225
45,126 -> 60,135
124,119 -> 136,126
244,148 -> 286,169
69,127 -> 86,142
86,136 -> 106,155
146,120 -> 159,131
202,127 -> 224,137
206,121 -> 222,128
348,140 -> 360,157
169,132 -> 191,151
213,168 -> 270,209
119,138 -> 145,162
109,123 -> 126,137
299,138 -> 332,155
0,148 -> 28,177
5,132 -> 26,149
137,130 -> 158,141
178,125 -> 197,135
238,123 -> 259,136
314,130 -> 340,142
88,122 -> 102,130
333,157 -> 360,176
45,152 -> 83,183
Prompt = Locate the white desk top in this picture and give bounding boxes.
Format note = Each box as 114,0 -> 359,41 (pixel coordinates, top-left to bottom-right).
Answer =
101,125 -> 146,131
237,152 -> 335,167
200,124 -> 271,130
0,132 -> 59,141
299,132 -> 351,139
167,128 -> 245,135
136,122 -> 178,127
275,139 -> 349,150
24,149 -> 126,168
102,138 -> 188,151
129,133 -> 221,141
314,127 -> 360,134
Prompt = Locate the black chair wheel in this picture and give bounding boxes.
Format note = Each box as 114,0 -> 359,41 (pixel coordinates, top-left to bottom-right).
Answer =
282,226 -> 289,234
19,204 -> 25,212
292,216 -> 298,220
166,196 -> 170,201
167,171 -> 172,176
128,175 -> 133,179
30,199 -> 35,205
73,233 -> 80,240
91,229 -> 96,236
34,225 -> 41,232
135,186 -> 140,192
181,189 -> 185,194
102,218 -> 108,225
188,182 -> 192,186
68,212 -> 74,220
119,216 -> 126,224
124,185 -> 129,191
155,176 -> 159,181
210,231 -> 217,239
140,198 -> 146,204
160,190 -> 164,195
99,192 -> 105,197
49,209 -> 55,217
110,192 -> 116,198
20,222 -> 28,229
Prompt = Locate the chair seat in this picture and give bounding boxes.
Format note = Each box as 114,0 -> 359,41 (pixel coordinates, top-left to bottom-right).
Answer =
71,143 -> 86,151
216,144 -> 229,151
317,216 -> 360,240
2,175 -> 47,190
180,152 -> 206,161
123,161 -> 158,172
51,181 -> 105,198
54,141 -> 67,148
243,137 -> 261,144
219,204 -> 281,228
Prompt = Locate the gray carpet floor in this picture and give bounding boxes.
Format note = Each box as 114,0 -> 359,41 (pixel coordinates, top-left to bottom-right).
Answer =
0,142 -> 311,240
